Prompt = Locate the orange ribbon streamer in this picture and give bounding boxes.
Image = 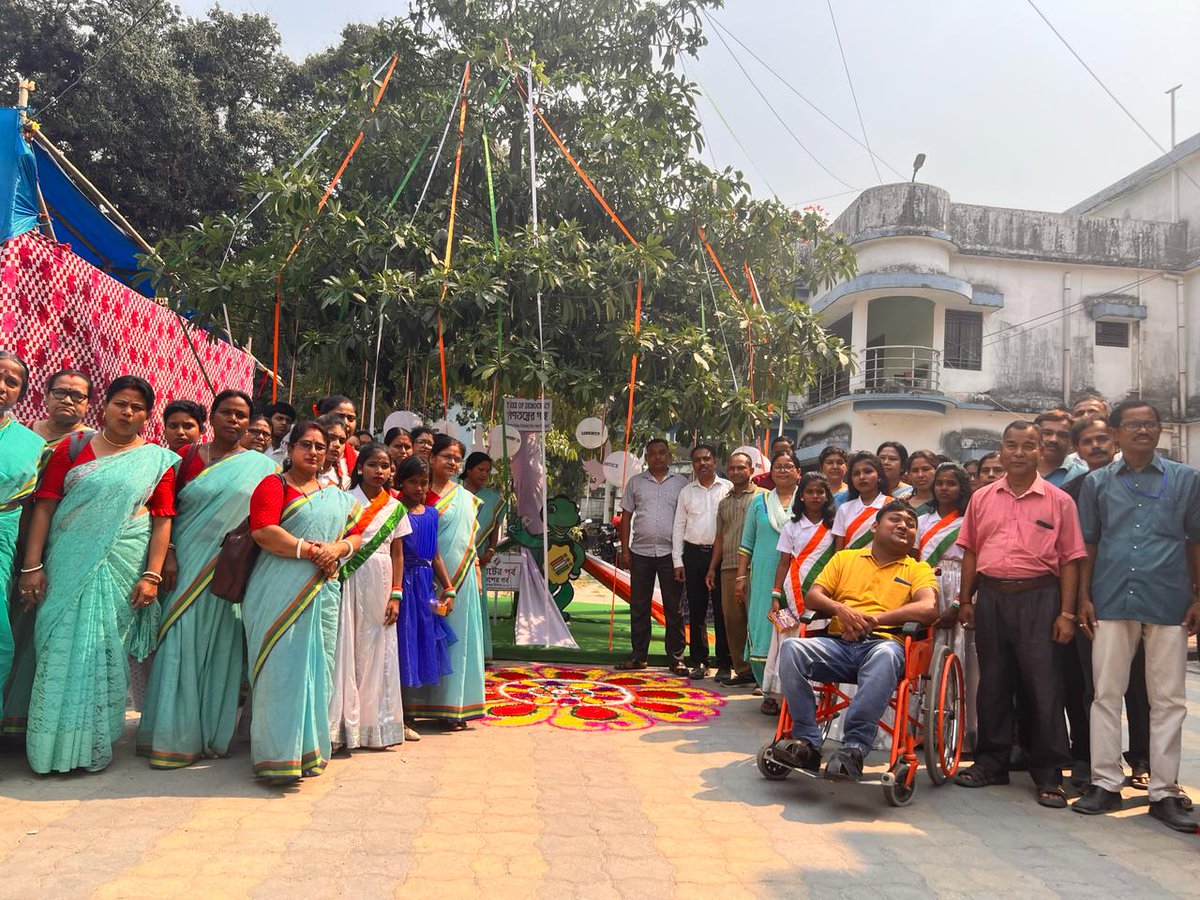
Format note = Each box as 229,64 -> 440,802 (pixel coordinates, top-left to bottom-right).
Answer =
271,53 -> 400,400
698,227 -> 755,401
435,62 -> 472,416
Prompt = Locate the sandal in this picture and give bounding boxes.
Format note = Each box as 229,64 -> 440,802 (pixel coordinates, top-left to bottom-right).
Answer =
953,764 -> 1010,788
760,697 -> 781,717
1129,766 -> 1150,791
1037,786 -> 1068,808
614,658 -> 648,671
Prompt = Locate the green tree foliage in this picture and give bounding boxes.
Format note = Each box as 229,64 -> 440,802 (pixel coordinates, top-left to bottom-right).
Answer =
144,1 -> 856,444
0,0 -> 299,241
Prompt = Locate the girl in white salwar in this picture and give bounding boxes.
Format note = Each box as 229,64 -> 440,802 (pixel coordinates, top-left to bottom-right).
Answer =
330,443 -> 411,750
765,473 -> 836,695
917,462 -> 976,751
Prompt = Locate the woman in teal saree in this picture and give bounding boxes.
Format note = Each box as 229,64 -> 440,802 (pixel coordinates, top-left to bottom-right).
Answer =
463,451 -> 502,661
18,375 -> 176,774
0,352 -> 44,693
243,421 -> 362,782
405,435 -> 486,729
138,390 -> 279,768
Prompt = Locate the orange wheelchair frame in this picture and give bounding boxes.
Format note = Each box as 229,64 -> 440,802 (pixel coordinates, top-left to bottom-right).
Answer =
756,622 -> 965,806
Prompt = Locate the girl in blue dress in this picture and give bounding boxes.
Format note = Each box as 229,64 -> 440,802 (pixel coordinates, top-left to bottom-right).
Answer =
394,457 -> 456,710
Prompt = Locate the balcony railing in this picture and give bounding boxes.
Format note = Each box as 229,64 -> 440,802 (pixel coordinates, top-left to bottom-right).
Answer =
805,345 -> 942,409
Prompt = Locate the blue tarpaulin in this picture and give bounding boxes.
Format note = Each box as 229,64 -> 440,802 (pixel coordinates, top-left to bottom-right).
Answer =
0,108 -> 153,296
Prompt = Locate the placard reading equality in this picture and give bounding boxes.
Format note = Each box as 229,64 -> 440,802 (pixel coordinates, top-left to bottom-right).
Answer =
504,398 -> 553,431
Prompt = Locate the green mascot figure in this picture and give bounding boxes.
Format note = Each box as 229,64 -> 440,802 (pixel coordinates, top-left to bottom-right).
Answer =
501,495 -> 585,616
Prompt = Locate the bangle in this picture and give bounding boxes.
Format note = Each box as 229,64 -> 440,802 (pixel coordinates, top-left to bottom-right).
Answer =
340,539 -> 353,557
949,599 -> 961,610
443,588 -> 457,597
167,543 -> 176,550
736,576 -> 746,581
20,563 -> 43,574
389,588 -> 403,600
295,540 -> 306,559
770,589 -> 784,600
1058,611 -> 1077,621
141,571 -> 162,584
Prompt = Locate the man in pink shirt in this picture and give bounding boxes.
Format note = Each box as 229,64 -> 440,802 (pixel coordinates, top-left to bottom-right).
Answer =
953,420 -> 1087,808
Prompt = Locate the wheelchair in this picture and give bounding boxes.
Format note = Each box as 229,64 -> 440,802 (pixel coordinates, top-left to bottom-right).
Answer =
755,616 -> 965,807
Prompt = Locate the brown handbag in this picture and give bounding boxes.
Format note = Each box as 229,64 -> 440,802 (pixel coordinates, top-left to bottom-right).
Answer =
211,474 -> 283,603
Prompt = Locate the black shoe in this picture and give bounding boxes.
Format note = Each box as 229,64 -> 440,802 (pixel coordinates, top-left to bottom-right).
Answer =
688,663 -> 709,680
1148,797 -> 1198,833
667,661 -> 689,676
713,667 -> 731,683
723,671 -> 756,686
1072,784 -> 1123,815
824,747 -> 865,783
771,738 -> 821,773
614,658 -> 647,671
1069,760 -> 1091,790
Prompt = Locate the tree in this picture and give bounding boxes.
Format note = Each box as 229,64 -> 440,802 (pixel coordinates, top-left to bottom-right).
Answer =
148,1 -> 855,445
0,0 -> 300,241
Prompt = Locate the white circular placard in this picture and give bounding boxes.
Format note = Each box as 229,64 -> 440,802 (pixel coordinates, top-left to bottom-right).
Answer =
487,424 -> 522,459
381,411 -> 422,437
603,450 -> 643,487
732,445 -> 766,475
575,417 -> 608,449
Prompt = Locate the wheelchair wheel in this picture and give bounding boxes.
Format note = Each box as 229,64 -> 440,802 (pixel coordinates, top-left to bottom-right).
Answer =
882,761 -> 916,807
923,645 -> 965,785
756,744 -> 792,781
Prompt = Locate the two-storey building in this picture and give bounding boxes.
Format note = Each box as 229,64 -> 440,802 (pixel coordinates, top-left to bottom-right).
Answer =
794,136 -> 1200,467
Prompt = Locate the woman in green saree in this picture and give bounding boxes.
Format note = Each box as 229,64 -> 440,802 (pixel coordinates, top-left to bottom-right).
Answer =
243,421 -> 363,782
462,451 -> 502,660
138,389 -> 279,768
0,351 -> 44,692
18,375 -> 176,774
736,450 -> 799,713
405,435 -> 486,729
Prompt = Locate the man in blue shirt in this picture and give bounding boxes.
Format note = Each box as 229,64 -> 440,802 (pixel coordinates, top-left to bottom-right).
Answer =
1035,410 -> 1086,487
1072,400 -> 1200,833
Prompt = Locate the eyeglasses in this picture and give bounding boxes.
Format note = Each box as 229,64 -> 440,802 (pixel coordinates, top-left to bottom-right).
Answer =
1119,420 -> 1160,433
295,439 -> 327,452
247,428 -> 272,439
438,455 -> 463,465
49,387 -> 88,403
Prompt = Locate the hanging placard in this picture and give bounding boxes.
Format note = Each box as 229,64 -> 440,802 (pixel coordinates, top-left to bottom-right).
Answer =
603,450 -> 643,488
575,417 -> 608,449
504,397 -> 553,431
488,424 -> 522,458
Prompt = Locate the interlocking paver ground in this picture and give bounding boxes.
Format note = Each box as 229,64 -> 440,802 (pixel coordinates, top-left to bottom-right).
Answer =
0,661 -> 1196,898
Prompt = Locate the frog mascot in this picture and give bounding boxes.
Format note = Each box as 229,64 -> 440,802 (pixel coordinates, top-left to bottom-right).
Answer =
501,495 -> 585,616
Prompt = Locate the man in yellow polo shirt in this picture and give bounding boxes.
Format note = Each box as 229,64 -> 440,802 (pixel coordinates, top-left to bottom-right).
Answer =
771,500 -> 938,781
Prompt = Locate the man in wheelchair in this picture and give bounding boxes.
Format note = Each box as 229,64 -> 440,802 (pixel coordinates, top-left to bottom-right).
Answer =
771,500 -> 939,781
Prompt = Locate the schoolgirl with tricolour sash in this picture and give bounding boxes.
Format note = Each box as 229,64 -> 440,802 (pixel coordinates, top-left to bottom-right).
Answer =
832,451 -> 892,550
763,473 -> 836,695
918,461 -> 977,750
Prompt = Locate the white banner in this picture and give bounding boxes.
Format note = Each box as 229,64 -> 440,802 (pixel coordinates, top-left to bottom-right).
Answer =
484,551 -> 524,591
504,397 -> 553,431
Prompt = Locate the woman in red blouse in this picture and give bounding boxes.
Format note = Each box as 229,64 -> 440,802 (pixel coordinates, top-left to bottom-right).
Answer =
17,375 -> 178,774
242,421 -> 365,782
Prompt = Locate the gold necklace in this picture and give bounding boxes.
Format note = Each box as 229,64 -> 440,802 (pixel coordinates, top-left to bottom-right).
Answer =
99,429 -> 138,448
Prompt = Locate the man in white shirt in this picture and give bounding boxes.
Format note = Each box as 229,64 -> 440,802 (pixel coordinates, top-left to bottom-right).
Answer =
673,444 -> 733,681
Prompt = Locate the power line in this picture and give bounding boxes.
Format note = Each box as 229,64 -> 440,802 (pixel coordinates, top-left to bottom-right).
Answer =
39,0 -> 166,116
683,60 -> 781,197
678,57 -> 724,172
1024,0 -> 1200,197
825,0 -> 882,184
701,9 -> 858,191
980,271 -> 1161,349
705,13 -> 906,181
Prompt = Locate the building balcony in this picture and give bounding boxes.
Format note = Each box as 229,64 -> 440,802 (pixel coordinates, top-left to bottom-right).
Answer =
802,345 -> 949,415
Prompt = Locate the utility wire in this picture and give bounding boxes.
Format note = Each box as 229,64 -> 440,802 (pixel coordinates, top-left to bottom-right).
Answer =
683,58 -> 781,197
701,10 -> 858,191
678,57 -> 723,171
705,13 -> 906,181
826,0 -> 882,184
980,271 -> 1161,349
39,0 -> 165,116
1024,0 -> 1200,197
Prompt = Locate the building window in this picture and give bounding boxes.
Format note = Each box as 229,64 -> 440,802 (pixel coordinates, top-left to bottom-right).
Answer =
1095,320 -> 1130,348
944,310 -> 982,370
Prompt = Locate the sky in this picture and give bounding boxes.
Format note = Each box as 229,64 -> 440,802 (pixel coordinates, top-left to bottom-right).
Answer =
177,0 -> 1200,219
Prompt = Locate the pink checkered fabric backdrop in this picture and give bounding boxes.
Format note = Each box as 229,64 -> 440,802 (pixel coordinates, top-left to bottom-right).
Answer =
0,231 -> 254,442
